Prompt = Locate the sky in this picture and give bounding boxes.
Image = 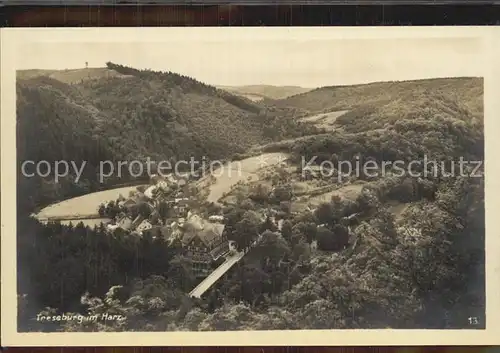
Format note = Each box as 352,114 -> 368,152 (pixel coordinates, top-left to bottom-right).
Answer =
16,37 -> 483,88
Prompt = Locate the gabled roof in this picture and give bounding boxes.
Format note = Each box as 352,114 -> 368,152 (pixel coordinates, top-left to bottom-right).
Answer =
119,199 -> 136,207
136,220 -> 153,235
198,223 -> 225,246
181,222 -> 225,247
131,214 -> 144,228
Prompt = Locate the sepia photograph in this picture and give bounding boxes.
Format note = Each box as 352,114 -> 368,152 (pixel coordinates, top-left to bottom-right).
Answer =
1,27 -> 499,346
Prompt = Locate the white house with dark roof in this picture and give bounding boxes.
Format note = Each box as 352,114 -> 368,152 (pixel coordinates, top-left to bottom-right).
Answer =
117,215 -> 133,231
208,215 -> 225,222
136,219 -> 153,235
144,185 -> 157,199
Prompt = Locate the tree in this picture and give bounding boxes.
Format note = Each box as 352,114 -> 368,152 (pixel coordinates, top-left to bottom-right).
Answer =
316,225 -> 348,252
316,226 -> 337,251
233,211 -> 261,251
281,220 -> 293,243
331,224 -> 349,250
104,200 -> 121,219
252,230 -> 291,265
137,202 -> 152,218
279,201 -> 292,214
157,201 -> 171,221
97,203 -> 106,217
356,187 -> 381,213
182,308 -> 208,331
248,183 -> 271,204
271,185 -> 293,204
388,177 -> 416,202
199,303 -> 254,331
168,256 -> 195,292
314,202 -> 336,225
292,221 -> 317,244
291,241 -> 311,263
300,299 -> 344,329
259,216 -> 277,234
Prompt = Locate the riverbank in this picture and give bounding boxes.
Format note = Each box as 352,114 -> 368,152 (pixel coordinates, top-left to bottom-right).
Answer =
35,185 -> 145,220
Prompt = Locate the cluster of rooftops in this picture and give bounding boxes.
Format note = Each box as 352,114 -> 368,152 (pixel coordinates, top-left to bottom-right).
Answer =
104,173 -> 233,275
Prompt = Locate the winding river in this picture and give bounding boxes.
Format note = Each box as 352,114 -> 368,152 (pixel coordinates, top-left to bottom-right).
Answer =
35,185 -> 144,227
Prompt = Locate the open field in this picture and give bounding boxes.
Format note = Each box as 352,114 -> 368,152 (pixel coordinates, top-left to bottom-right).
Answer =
300,110 -> 349,131
387,201 -> 411,222
240,94 -> 264,102
292,182 -> 364,212
300,110 -> 349,123
35,185 -> 143,219
309,182 -> 364,203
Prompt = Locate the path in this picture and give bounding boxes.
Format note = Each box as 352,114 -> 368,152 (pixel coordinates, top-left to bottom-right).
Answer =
189,251 -> 245,298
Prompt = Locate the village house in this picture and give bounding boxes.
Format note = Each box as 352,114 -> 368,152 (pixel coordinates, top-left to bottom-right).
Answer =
148,209 -> 161,225
151,173 -> 187,188
157,180 -> 170,191
118,199 -> 136,208
136,219 -> 153,235
144,185 -> 157,199
106,224 -> 119,232
150,174 -> 162,184
173,197 -> 190,217
116,215 -> 133,231
208,215 -> 225,223
177,213 -> 229,276
131,214 -> 145,229
165,221 -> 184,242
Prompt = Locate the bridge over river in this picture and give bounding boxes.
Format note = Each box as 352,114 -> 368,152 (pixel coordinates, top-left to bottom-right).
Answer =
188,229 -> 268,298
189,251 -> 245,298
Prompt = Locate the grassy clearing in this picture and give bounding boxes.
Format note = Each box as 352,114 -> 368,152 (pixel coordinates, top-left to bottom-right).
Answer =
291,182 -> 365,212
300,110 -> 349,123
387,200 -> 411,222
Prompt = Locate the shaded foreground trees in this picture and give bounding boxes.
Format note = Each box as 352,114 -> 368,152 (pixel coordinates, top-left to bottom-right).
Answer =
19,161 -> 484,331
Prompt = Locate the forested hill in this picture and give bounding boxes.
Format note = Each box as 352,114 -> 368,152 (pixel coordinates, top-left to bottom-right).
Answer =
275,77 -> 483,120
17,62 -> 314,163
17,71 -> 485,332
16,63 -> 316,212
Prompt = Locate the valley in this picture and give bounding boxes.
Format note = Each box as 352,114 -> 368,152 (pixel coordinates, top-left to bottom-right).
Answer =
216,84 -> 312,100
16,63 -> 485,332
